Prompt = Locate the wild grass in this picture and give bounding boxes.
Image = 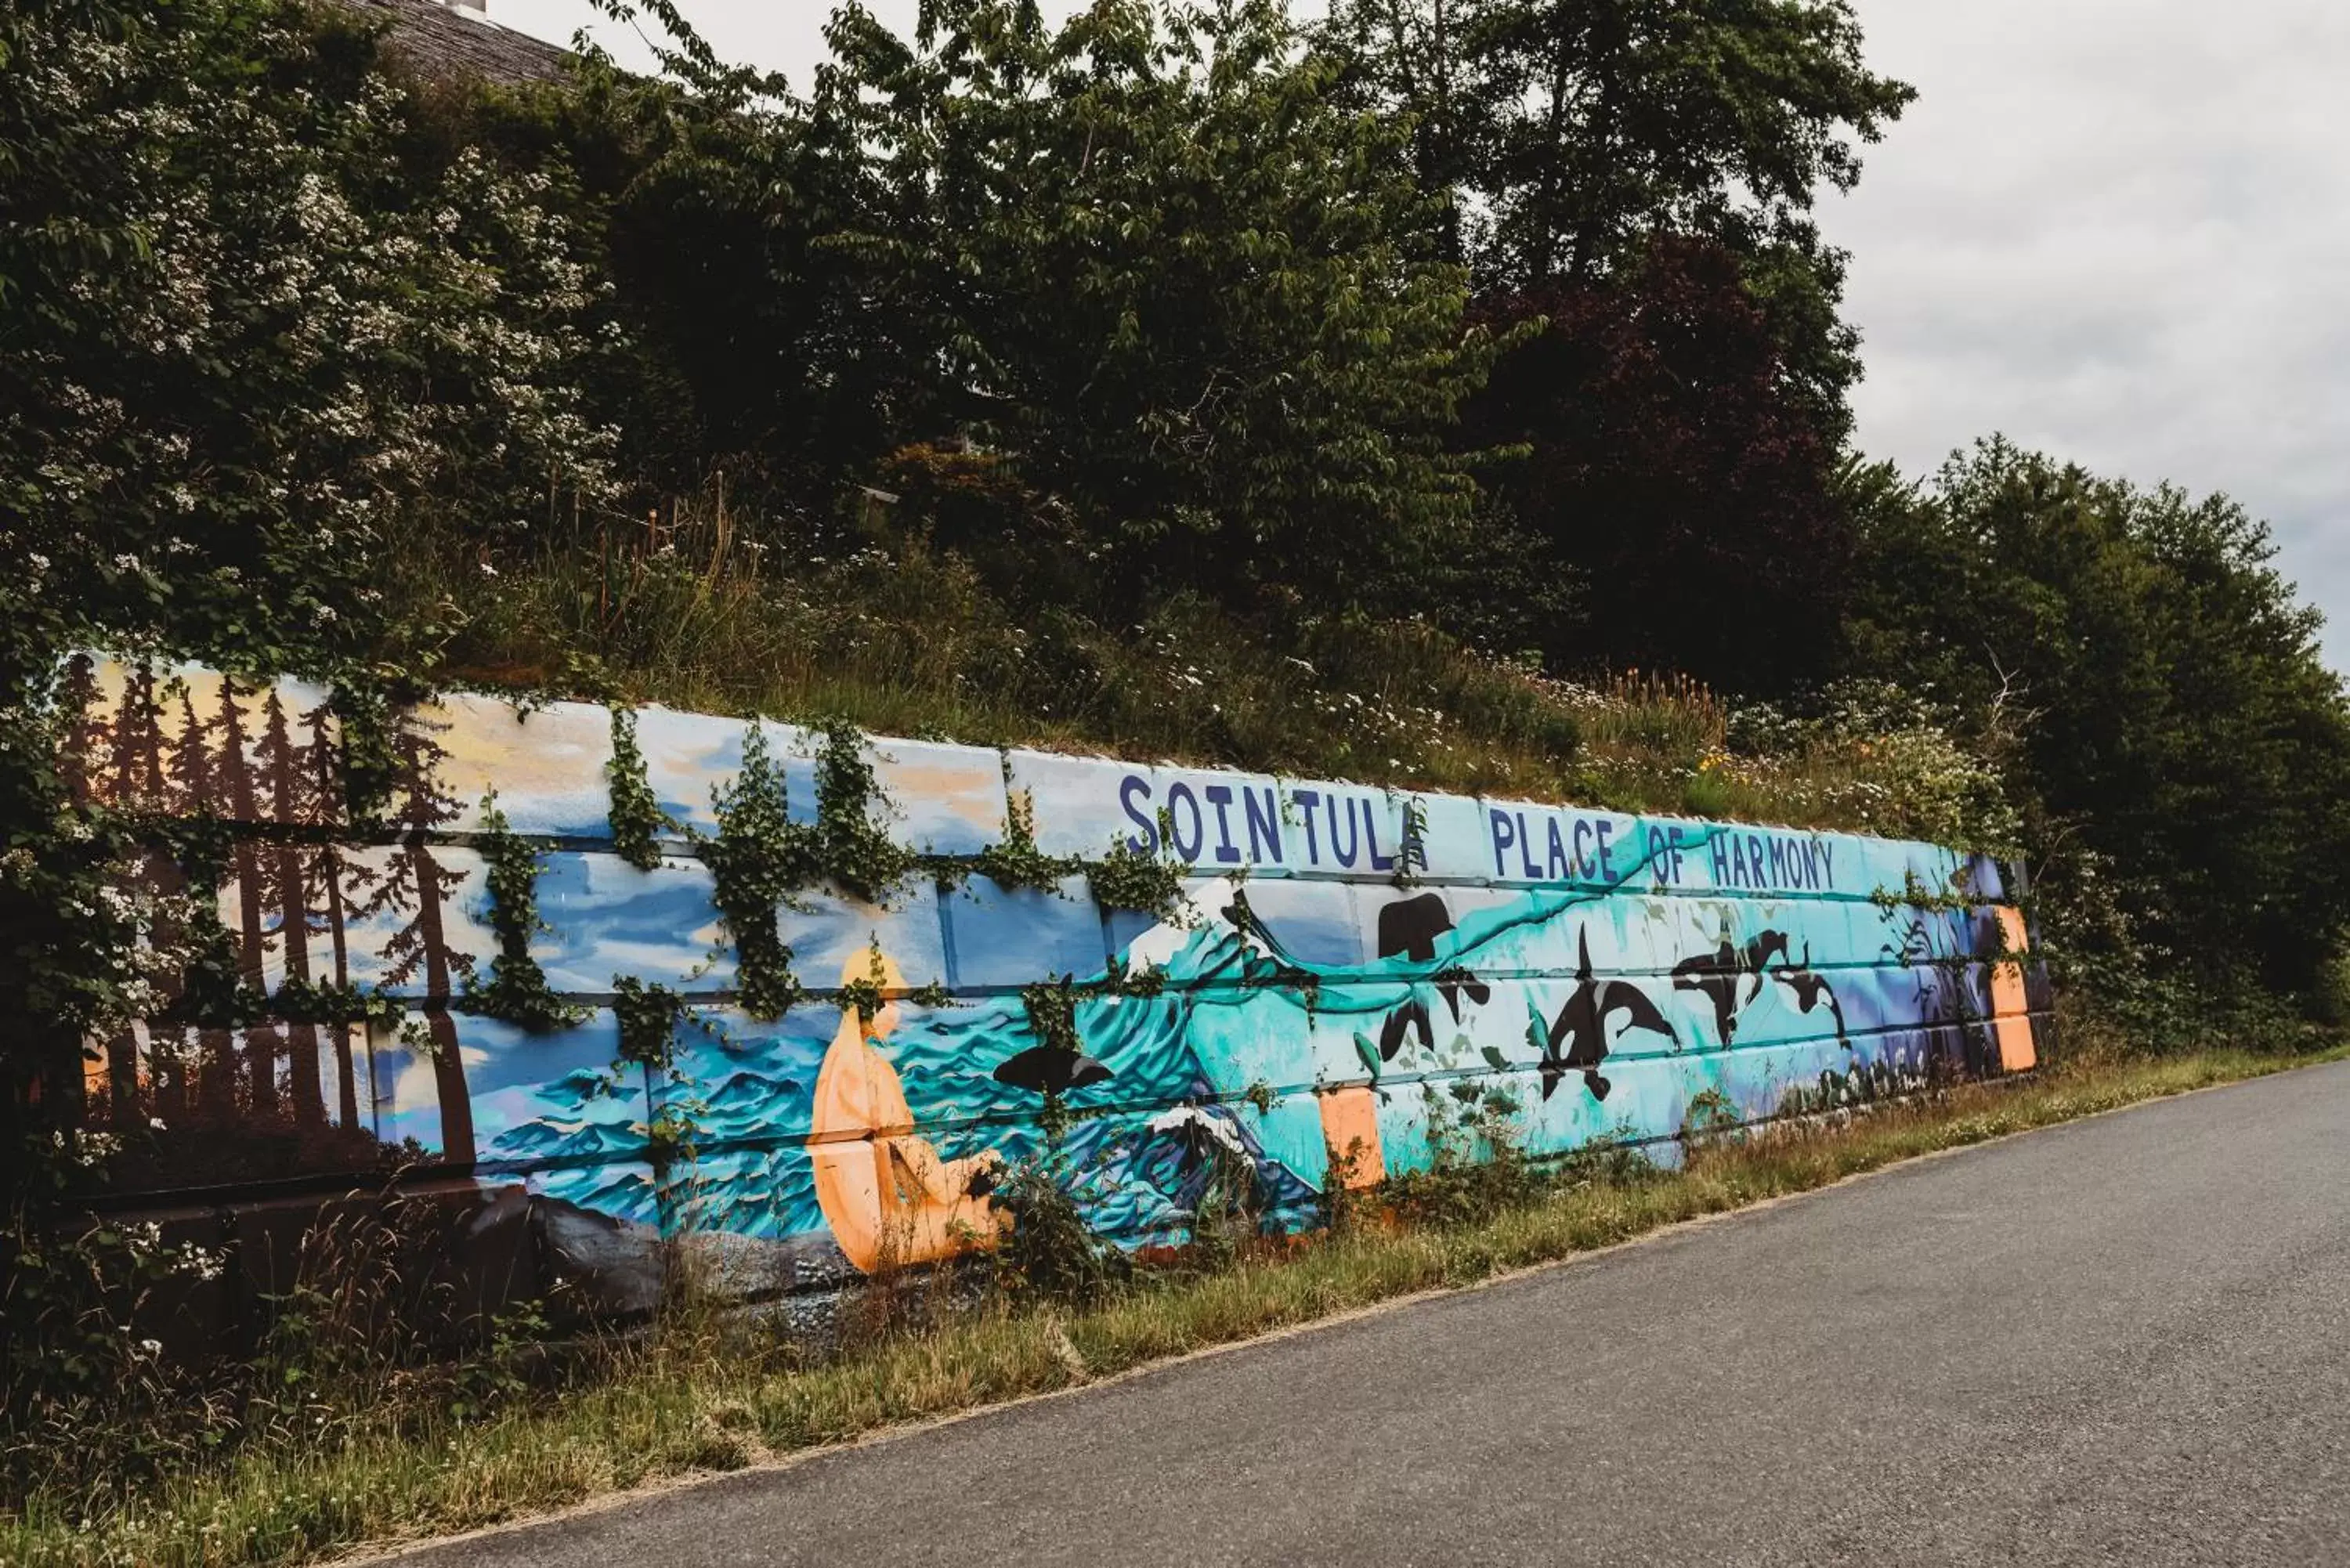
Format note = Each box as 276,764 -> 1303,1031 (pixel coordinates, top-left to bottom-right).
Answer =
7,1042 -> 2336,1568
377,493 -> 1988,842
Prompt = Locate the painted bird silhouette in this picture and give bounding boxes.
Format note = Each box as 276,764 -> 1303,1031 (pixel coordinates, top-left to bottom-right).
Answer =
1543,928 -> 1675,1102
1374,892 -> 1490,1060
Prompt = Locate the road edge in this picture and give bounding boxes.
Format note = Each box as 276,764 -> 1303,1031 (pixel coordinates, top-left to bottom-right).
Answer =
347,1054 -> 2343,1565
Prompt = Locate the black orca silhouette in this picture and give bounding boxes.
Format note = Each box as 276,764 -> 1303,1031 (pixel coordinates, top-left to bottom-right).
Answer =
1741,930 -> 1791,1003
992,1044 -> 1113,1097
1674,928 -> 1794,1043
1672,940 -> 1743,1046
1373,892 -> 1490,1060
1434,965 -> 1492,1023
1774,942 -> 1850,1049
1379,999 -> 1434,1061
1544,929 -> 1676,1102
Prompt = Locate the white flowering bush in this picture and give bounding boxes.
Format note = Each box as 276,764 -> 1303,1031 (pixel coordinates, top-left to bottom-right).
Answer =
1,0 -> 616,677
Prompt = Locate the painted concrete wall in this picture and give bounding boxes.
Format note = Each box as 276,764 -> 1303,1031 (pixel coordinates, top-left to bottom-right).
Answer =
64,659 -> 2052,1310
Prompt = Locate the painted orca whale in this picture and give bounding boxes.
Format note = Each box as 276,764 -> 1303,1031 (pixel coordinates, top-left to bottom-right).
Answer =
1374,892 -> 1490,1060
1741,930 -> 1791,1003
1774,942 -> 1850,1048
1672,940 -> 1743,1046
1544,929 -> 1675,1102
993,1043 -> 1113,1097
1674,928 -> 1794,1043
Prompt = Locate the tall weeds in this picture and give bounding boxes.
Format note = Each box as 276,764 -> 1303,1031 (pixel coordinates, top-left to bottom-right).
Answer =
378,489 -> 2001,844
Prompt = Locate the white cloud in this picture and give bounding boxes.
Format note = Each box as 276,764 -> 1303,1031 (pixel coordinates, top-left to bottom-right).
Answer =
487,0 -> 2350,667
1826,0 -> 2350,667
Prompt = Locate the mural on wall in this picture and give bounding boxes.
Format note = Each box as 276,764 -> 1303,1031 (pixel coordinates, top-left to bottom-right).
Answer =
63,656 -> 2052,1295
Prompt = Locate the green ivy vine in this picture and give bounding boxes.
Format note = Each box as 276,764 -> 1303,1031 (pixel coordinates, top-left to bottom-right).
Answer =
611,974 -> 687,1075
969,793 -> 1076,894
812,723 -> 913,902
327,671 -> 423,828
835,939 -> 890,1027
605,705 -> 671,871
1083,833 -> 1188,924
699,725 -> 812,1021
1391,796 -> 1430,889
157,815 -> 263,1029
1015,959 -> 1170,1145
460,790 -> 584,1031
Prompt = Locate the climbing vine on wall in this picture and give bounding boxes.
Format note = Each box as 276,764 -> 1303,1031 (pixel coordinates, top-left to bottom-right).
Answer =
1015,957 -> 1171,1145
836,939 -> 890,1027
700,725 -> 812,1020
812,724 -> 913,903
968,793 -> 1074,894
611,974 -> 687,1075
461,791 -> 584,1031
1083,833 -> 1188,926
605,706 -> 671,871
327,674 -> 418,828
1392,797 -> 1430,889
157,816 -> 262,1030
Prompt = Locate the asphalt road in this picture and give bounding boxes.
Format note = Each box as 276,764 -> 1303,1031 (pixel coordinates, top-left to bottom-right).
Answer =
397,1062 -> 2350,1567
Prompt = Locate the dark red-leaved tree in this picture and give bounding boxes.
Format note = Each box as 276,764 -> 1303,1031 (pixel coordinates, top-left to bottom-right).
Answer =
1460,236 -> 1851,694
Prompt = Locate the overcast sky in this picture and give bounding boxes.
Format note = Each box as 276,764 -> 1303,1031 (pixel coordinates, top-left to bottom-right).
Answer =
494,0 -> 2350,670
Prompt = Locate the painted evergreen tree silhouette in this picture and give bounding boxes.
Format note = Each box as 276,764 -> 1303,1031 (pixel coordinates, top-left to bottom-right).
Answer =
99,663 -> 170,1126
49,655 -> 110,1128
169,688 -> 239,1120
258,683 -> 324,1127
56,653 -> 103,807
299,694 -> 374,1132
212,677 -> 279,1115
352,706 -> 476,1163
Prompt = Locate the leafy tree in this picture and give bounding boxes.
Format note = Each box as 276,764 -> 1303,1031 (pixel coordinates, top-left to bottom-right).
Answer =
435,2 -> 940,522
1321,0 -> 1913,435
1313,0 -> 1513,267
1846,440 -> 2350,995
1,0 -> 612,1198
814,0 -> 1497,613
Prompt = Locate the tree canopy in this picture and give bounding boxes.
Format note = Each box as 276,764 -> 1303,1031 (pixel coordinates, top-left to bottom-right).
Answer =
1846,442 -> 2350,996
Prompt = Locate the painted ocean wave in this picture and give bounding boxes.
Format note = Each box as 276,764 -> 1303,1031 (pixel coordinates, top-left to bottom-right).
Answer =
486,883 -> 1990,1249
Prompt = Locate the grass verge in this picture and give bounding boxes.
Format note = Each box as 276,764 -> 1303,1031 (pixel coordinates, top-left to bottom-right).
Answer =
7,1046 -> 2338,1568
